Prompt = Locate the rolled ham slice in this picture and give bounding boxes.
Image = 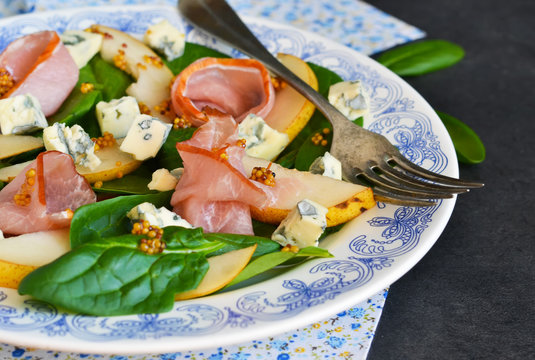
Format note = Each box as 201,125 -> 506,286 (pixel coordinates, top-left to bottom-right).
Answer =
0,151 -> 96,235
0,31 -> 78,116
171,57 -> 275,127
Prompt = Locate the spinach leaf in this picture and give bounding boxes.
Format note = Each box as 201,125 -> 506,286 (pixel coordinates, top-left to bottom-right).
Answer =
437,110 -> 485,164
70,191 -> 172,248
204,232 -> 280,258
89,55 -> 132,102
165,42 -> 230,75
18,228 -> 224,316
376,39 -> 465,77
155,127 -> 196,170
226,246 -> 333,287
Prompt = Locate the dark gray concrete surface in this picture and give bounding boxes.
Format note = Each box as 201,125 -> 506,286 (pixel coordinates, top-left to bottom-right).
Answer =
366,0 -> 535,359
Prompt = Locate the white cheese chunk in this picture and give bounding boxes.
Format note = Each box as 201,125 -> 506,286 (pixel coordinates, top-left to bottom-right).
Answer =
147,168 -> 179,191
271,199 -> 328,249
0,94 -> 48,135
328,80 -> 369,121
43,123 -> 101,170
127,202 -> 193,229
143,20 -> 186,61
96,96 -> 140,138
238,114 -> 289,160
309,151 -> 343,180
120,114 -> 172,160
60,30 -> 103,69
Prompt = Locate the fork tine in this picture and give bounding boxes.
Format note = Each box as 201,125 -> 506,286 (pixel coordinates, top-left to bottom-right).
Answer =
372,188 -> 439,207
362,167 -> 455,199
391,155 -> 484,188
376,161 -> 470,194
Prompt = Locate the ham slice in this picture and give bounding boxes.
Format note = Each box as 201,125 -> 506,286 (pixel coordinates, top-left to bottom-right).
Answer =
174,198 -> 254,236
0,151 -> 96,235
0,31 -> 78,116
171,115 -> 301,235
171,57 -> 275,127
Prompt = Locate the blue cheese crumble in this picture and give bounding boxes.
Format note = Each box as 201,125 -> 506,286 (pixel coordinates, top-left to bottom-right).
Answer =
238,114 -> 289,160
0,94 -> 48,135
96,96 -> 140,138
328,80 -> 370,121
143,20 -> 186,61
120,114 -> 172,160
60,30 -> 103,69
272,199 -> 328,249
43,123 -> 101,170
127,202 -> 193,229
309,151 -> 343,180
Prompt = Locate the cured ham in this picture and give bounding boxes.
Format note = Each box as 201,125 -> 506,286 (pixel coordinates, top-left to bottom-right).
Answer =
0,151 -> 96,235
171,57 -> 275,127
171,115 -> 301,235
0,31 -> 78,116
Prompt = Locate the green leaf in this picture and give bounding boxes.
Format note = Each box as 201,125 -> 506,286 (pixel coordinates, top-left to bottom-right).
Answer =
155,127 -> 196,169
226,246 -> 333,287
376,39 -> 465,76
436,110 -> 485,164
69,191 -> 172,248
89,55 -> 132,101
204,232 -> 281,258
18,230 -> 217,316
164,42 -> 230,75
306,62 -> 344,97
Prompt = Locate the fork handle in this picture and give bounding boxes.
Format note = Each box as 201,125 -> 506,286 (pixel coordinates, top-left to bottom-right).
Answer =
179,0 -> 351,132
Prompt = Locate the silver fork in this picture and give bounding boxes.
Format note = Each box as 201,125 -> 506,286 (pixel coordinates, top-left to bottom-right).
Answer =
178,0 -> 484,206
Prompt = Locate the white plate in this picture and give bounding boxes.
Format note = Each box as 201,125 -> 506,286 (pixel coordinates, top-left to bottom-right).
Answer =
0,4 -> 457,355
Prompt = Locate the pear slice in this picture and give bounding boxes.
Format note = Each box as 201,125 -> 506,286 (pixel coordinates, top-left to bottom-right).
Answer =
243,156 -> 375,226
76,140 -> 141,184
264,53 -> 318,141
91,24 -> 174,122
0,229 -> 70,289
0,160 -> 32,182
0,134 -> 43,160
175,245 -> 257,300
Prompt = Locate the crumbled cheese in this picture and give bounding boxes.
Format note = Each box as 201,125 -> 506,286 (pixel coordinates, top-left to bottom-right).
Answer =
60,30 -> 103,68
120,114 -> 172,160
43,123 -> 101,170
96,96 -> 140,138
127,202 -> 193,228
272,199 -> 328,249
0,94 -> 48,135
309,151 -> 343,180
328,80 -> 369,121
143,20 -> 186,61
238,114 -> 289,160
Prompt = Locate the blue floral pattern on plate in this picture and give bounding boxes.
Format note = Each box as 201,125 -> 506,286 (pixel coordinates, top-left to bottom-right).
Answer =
0,4 -> 451,359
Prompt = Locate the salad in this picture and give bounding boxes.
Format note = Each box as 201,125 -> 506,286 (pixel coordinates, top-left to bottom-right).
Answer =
0,20 -> 375,316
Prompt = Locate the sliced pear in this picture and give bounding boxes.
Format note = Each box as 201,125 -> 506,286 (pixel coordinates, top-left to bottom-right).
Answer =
0,229 -> 70,289
264,53 -> 318,142
0,160 -> 32,182
0,134 -> 43,160
0,142 -> 140,184
174,245 -> 257,300
243,156 -> 375,227
91,24 -> 174,122
76,141 -> 142,184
